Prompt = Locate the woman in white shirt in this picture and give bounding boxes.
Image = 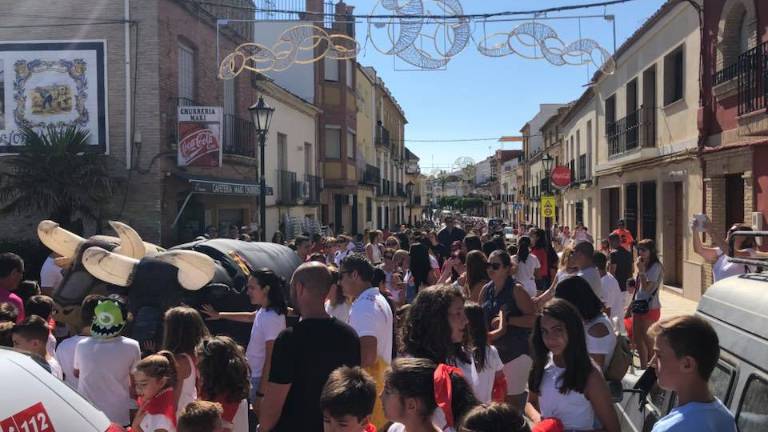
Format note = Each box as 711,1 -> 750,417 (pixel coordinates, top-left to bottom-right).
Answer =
691,217 -> 762,282
526,298 -> 620,432
324,267 -> 351,320
162,306 -> 210,417
554,276 -> 617,371
201,269 -> 287,408
512,236 -> 540,298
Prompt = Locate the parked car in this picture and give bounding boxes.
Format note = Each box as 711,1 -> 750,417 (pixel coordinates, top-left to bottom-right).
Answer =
0,347 -> 122,431
616,234 -> 768,432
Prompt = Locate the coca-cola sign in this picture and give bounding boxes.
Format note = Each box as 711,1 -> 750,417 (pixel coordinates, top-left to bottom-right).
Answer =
551,165 -> 572,188
177,106 -> 222,167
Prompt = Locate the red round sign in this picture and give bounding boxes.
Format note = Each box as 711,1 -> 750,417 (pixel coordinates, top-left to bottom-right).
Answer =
550,165 -> 572,188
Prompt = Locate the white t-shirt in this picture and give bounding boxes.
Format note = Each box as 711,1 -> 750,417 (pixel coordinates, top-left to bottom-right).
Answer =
48,356 -> 63,380
245,308 -> 286,380
40,256 -> 63,291
712,247 -> 754,282
348,287 -> 394,366
325,300 -> 351,322
601,273 -> 625,326
46,332 -> 57,358
140,412 -> 175,432
585,314 -> 617,370
512,254 -> 540,297
429,254 -> 440,270
555,269 -> 578,284
74,336 -> 140,426
55,334 -> 87,388
473,346 -> 504,403
578,266 -> 604,301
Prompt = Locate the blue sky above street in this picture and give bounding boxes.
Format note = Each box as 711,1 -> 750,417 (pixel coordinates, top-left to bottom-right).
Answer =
346,0 -> 667,174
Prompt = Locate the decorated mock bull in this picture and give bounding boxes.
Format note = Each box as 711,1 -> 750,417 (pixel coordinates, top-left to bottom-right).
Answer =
38,220 -> 302,346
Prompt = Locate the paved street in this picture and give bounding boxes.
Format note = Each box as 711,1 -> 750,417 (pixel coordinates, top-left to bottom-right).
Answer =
659,288 -> 698,320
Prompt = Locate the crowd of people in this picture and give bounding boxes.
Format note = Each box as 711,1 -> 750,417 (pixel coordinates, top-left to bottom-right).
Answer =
0,213 -> 739,432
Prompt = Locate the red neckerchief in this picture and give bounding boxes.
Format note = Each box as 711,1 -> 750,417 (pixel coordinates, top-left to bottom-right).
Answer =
139,387 -> 176,427
433,364 -> 464,428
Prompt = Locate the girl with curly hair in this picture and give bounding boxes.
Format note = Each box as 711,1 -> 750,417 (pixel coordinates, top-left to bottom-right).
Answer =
197,336 -> 251,432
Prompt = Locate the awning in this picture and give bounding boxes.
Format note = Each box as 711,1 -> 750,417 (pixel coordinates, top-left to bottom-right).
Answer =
172,172 -> 273,228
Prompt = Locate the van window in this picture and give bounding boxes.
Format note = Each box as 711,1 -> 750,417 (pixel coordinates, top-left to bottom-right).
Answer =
737,375 -> 768,432
710,362 -> 736,404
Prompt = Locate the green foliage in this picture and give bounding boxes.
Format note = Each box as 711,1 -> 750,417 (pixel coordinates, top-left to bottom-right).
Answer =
0,125 -> 123,227
438,196 -> 484,211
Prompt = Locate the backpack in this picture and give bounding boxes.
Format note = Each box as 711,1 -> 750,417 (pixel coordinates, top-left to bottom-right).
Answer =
605,333 -> 632,382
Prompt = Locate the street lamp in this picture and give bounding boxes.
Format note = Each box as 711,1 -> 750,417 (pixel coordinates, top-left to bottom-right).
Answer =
249,96 -> 275,242
542,152 -> 554,193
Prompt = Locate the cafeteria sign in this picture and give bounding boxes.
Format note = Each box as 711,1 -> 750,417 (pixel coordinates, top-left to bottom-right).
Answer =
177,106 -> 222,167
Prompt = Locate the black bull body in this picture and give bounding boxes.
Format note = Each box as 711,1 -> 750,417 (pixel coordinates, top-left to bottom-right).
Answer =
53,238 -> 301,346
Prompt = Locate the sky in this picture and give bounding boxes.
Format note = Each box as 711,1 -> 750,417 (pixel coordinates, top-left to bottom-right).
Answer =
345,0 -> 668,175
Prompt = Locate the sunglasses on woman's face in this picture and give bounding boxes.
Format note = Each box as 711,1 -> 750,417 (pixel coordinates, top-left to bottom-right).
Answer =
487,262 -> 503,270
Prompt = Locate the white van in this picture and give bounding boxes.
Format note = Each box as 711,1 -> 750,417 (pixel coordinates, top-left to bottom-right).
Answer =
0,347 -> 120,431
617,241 -> 768,431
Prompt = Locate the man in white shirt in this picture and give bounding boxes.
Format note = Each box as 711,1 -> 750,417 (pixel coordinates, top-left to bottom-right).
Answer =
574,241 -> 604,301
593,253 -> 625,330
39,253 -> 63,296
74,297 -> 140,426
55,294 -> 101,389
339,254 -> 393,429
40,252 -> 63,296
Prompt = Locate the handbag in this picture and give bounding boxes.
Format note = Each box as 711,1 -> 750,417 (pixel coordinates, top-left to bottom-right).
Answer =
630,265 -> 662,315
605,334 -> 632,381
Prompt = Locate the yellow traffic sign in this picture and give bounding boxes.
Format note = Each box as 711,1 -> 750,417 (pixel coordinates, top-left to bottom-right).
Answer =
540,195 -> 556,219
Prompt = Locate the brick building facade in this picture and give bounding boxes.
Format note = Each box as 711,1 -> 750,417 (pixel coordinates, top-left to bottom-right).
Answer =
0,0 -> 283,246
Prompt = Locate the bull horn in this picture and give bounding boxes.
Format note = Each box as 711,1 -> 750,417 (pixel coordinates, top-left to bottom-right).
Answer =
38,220 -> 85,258
109,221 -> 147,259
154,250 -> 215,291
82,246 -> 138,287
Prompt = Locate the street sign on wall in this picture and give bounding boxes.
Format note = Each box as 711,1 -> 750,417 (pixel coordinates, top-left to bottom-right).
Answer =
177,106 -> 223,167
541,195 -> 556,219
551,165 -> 572,189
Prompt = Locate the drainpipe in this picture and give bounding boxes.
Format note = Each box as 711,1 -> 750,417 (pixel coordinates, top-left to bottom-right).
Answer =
124,0 -> 132,170
683,0 -> 707,217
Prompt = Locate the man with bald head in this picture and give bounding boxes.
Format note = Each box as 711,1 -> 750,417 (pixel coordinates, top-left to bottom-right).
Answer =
258,262 -> 361,432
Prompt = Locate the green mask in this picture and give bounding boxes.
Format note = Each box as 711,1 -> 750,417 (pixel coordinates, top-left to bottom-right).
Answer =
91,299 -> 126,339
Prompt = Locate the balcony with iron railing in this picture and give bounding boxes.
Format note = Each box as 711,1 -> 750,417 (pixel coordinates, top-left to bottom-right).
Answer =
223,114 -> 256,158
606,105 -> 655,158
397,183 -> 406,198
276,169 -> 298,205
305,174 -> 322,204
360,164 -> 381,186
736,41 -> 767,116
375,124 -> 391,148
379,179 -> 391,197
